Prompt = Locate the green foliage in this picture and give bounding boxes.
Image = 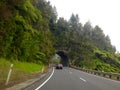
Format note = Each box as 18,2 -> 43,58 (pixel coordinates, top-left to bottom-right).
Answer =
0,0 -> 55,64
94,59 -> 120,73
34,52 -> 46,63
20,0 -> 42,22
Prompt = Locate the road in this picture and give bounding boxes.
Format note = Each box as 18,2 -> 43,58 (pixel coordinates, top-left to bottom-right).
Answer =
24,67 -> 120,90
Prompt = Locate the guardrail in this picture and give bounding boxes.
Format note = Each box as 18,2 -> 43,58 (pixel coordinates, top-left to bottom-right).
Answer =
70,65 -> 120,81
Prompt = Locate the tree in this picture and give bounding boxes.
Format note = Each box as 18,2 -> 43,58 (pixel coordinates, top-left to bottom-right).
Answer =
69,14 -> 80,31
83,21 -> 92,40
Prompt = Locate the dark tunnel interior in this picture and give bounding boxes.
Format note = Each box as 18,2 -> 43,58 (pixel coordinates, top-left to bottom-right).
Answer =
56,51 -> 69,67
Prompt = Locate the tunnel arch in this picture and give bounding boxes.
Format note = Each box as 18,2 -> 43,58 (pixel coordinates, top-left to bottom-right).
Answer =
56,51 -> 69,67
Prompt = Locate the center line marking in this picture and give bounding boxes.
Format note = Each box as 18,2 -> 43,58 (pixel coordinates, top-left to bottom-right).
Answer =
80,77 -> 87,82
35,67 -> 54,90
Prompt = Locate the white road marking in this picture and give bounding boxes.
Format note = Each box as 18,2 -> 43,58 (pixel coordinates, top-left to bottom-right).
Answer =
35,67 -> 55,90
80,77 -> 87,82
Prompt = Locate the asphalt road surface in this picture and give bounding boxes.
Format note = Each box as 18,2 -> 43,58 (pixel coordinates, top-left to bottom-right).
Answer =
25,67 -> 120,90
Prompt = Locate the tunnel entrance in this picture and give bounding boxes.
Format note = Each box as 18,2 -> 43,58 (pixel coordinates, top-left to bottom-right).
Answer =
56,51 -> 69,67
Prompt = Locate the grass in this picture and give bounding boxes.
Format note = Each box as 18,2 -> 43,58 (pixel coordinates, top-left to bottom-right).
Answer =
0,58 -> 44,81
13,61 -> 44,73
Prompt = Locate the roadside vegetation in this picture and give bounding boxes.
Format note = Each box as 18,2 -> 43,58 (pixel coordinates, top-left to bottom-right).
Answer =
0,58 -> 44,89
0,58 -> 44,80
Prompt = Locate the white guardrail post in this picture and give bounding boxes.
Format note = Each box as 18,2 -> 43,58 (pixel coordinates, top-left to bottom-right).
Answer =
5,64 -> 13,85
41,67 -> 44,73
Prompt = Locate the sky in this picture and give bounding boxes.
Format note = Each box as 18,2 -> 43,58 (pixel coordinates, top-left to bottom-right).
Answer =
47,0 -> 120,52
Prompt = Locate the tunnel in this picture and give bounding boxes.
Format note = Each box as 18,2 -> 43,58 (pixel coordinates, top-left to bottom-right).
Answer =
56,51 -> 69,67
